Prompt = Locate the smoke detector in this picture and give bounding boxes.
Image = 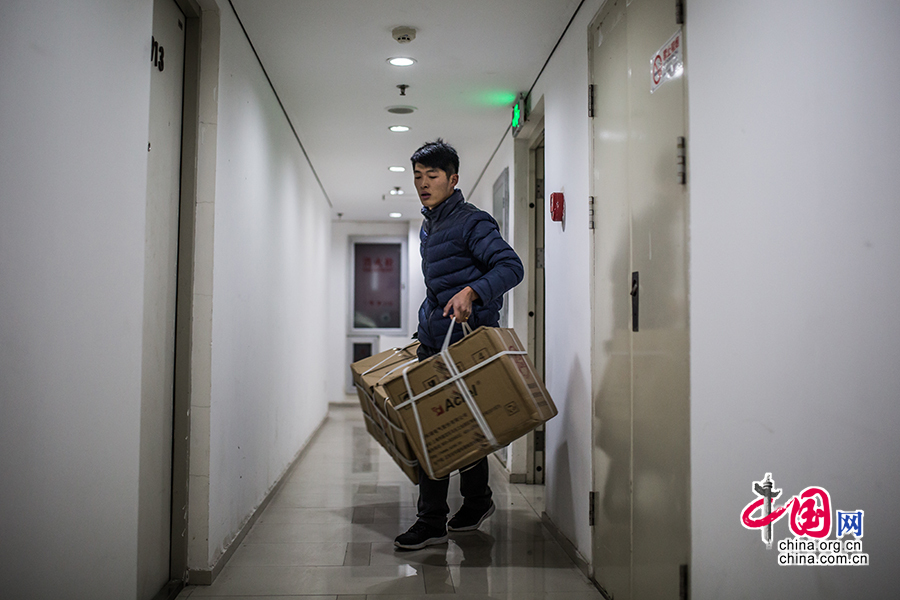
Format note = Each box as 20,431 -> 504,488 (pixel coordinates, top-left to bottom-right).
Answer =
392,26 -> 416,43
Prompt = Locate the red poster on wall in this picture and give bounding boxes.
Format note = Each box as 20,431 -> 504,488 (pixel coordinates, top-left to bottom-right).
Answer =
354,243 -> 402,329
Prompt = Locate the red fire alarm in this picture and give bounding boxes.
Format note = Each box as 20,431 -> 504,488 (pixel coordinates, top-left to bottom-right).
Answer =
550,192 -> 565,222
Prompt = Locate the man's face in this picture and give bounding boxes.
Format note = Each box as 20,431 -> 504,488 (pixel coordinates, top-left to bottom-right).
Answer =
413,162 -> 458,210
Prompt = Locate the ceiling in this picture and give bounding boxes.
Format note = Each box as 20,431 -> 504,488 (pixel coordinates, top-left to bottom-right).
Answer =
229,0 -> 582,222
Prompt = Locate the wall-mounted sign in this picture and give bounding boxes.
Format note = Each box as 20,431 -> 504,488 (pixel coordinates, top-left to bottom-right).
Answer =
511,93 -> 526,137
651,28 -> 683,93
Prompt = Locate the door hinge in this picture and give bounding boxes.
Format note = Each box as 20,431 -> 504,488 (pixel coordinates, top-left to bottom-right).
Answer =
536,179 -> 544,199
588,84 -> 595,118
589,491 -> 597,526
535,247 -> 545,269
677,136 -> 687,185
680,564 -> 689,600
676,0 -> 685,25
589,196 -> 595,230
534,428 -> 545,452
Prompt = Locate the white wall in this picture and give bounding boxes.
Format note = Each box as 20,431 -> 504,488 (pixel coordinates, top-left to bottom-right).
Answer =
0,0 -> 339,589
203,0 -> 334,566
494,3 -> 900,591
468,132 -> 518,323
527,0 -> 604,562
406,219 -> 426,344
460,0 -> 602,559
468,133 -> 533,475
0,2 -> 153,599
688,1 -> 900,597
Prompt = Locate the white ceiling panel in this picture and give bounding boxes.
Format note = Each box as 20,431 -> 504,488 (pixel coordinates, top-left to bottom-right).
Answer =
230,0 -> 581,221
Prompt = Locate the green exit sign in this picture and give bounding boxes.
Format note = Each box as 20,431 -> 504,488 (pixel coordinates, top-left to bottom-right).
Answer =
511,93 -> 526,137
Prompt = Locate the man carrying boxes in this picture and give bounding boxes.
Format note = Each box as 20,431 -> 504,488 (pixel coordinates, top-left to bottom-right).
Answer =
393,139 -> 525,550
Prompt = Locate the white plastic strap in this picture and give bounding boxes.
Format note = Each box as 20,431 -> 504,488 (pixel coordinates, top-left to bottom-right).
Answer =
357,382 -> 409,435
439,319 -> 496,448
378,358 -> 419,384
395,347 -> 528,409
360,411 -> 419,467
440,317 -> 473,352
361,348 -> 402,376
357,384 -> 420,468
403,317 -> 469,479
398,318 -> 523,478
405,386 -> 435,478
383,403 -> 407,433
360,340 -> 419,377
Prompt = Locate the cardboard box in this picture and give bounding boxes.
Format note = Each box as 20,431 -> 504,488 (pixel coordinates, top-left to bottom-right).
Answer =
382,327 -> 557,479
350,342 -> 421,484
369,383 -> 420,483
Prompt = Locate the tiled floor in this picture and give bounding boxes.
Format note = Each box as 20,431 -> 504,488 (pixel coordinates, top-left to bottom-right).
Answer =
177,405 -> 604,600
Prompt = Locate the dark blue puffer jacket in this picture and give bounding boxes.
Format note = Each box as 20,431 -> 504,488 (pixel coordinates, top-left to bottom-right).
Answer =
417,189 -> 524,352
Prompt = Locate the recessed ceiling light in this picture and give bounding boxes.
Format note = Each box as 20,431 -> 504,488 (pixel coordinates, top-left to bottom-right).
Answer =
389,125 -> 410,132
389,212 -> 403,219
388,57 -> 416,67
389,166 -> 406,172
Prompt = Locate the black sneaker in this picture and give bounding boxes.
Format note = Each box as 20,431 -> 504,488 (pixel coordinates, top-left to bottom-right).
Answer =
448,501 -> 495,532
394,521 -> 448,550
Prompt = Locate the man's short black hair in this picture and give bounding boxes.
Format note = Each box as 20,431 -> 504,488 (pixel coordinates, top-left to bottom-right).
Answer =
410,138 -> 459,176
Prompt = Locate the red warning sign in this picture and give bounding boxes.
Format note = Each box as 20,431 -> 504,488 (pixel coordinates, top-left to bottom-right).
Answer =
651,29 -> 683,93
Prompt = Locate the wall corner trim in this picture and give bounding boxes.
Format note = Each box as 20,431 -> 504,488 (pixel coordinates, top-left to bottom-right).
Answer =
541,511 -> 611,599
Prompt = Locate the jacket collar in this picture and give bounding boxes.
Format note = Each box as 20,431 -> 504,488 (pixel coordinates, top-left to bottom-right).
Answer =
421,189 -> 464,223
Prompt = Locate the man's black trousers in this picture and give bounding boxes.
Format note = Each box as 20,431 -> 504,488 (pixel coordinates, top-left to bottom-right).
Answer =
416,457 -> 492,530
414,342 -> 493,530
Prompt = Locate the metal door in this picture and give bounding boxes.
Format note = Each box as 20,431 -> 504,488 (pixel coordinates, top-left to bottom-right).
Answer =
627,1 -> 689,597
590,1 -> 633,596
590,0 -> 689,597
523,138 -> 547,484
139,0 -> 185,597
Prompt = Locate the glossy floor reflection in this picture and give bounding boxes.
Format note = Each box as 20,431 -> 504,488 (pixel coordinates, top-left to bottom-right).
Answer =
177,405 -> 604,600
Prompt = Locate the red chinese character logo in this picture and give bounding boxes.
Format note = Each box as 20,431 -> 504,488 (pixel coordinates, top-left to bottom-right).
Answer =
789,486 -> 831,538
741,496 -> 789,529
741,473 -> 786,548
741,474 -> 833,548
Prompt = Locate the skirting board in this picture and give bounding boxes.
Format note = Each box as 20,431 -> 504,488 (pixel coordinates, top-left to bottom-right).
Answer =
150,580 -> 183,600
330,401 -> 359,408
541,511 -> 612,600
187,411 -> 330,585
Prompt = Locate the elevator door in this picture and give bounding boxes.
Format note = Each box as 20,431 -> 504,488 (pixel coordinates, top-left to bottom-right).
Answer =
139,0 -> 185,598
590,0 -> 689,598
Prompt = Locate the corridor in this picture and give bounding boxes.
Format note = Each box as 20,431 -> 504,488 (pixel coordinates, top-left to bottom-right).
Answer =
3,1 -> 899,598
176,405 -> 603,599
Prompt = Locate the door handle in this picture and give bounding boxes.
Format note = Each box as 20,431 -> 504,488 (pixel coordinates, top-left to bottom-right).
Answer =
631,271 -> 639,332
